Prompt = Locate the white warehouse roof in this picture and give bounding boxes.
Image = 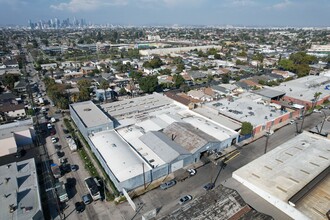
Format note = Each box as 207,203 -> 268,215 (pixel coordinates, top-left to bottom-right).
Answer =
233,132 -> 330,220
90,130 -> 151,182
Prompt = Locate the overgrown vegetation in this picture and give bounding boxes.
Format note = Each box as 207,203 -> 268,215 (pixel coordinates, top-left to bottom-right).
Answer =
240,121 -> 253,135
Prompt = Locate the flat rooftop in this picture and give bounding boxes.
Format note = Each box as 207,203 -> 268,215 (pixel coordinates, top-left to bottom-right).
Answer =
0,119 -> 33,139
0,158 -> 43,220
0,137 -> 17,156
89,130 -> 151,182
272,75 -> 330,102
192,106 -> 242,131
70,101 -> 112,128
116,125 -> 166,168
295,173 -> 330,220
113,97 -> 238,143
207,92 -> 285,126
100,93 -> 173,120
233,132 -> 330,220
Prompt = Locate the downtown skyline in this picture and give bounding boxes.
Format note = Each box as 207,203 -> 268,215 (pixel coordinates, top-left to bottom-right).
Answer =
0,0 -> 329,27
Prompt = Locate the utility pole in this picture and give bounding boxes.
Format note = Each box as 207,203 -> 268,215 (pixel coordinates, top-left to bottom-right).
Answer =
142,163 -> 146,190
299,105 -> 308,133
264,133 -> 270,154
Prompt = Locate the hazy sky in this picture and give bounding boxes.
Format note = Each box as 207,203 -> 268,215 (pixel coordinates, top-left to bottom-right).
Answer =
0,0 -> 329,26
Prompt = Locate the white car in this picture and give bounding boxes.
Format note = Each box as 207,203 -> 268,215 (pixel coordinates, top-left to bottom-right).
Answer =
187,169 -> 196,176
51,137 -> 57,143
179,195 -> 192,205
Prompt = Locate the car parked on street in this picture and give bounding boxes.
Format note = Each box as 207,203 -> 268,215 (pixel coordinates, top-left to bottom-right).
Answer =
51,137 -> 57,143
56,151 -> 64,158
179,195 -> 192,205
82,194 -> 92,205
160,179 -> 176,190
203,182 -> 215,191
71,164 -> 77,172
187,169 -> 196,176
75,202 -> 85,213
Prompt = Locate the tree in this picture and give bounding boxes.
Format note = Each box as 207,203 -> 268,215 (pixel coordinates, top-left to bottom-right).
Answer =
143,57 -> 163,69
173,74 -> 185,88
240,122 -> 253,135
139,75 -> 158,93
159,68 -> 171,75
130,71 -> 143,83
119,87 -> 127,96
176,63 -> 185,73
252,53 -> 264,63
214,54 -> 221,59
221,74 -> 230,84
100,80 -> 109,102
312,92 -> 322,110
77,79 -> 92,101
3,74 -> 19,89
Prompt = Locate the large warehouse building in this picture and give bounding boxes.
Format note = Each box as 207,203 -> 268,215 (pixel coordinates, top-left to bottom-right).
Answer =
71,93 -> 238,191
233,132 -> 330,220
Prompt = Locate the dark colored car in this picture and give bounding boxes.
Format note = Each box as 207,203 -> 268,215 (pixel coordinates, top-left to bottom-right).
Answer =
15,149 -> 26,158
75,202 -> 85,213
160,179 -> 176,190
56,151 -> 64,158
50,129 -> 56,136
63,129 -> 69,134
54,144 -> 61,151
203,183 -> 215,191
71,164 -> 77,172
60,163 -> 71,173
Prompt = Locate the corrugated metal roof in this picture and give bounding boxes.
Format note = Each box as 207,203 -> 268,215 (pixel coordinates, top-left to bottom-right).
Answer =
139,131 -> 190,163
253,88 -> 286,99
163,122 -> 218,153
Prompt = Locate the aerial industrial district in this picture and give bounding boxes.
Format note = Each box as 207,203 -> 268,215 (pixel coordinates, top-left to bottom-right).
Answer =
0,27 -> 329,220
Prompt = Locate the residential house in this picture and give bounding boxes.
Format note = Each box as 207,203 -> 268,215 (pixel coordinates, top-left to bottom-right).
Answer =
95,88 -> 117,102
271,70 -> 296,79
187,71 -> 207,82
0,103 -> 26,120
80,66 -> 96,75
40,63 -> 57,70
187,89 -> 213,102
14,80 -> 28,93
3,59 -> 19,68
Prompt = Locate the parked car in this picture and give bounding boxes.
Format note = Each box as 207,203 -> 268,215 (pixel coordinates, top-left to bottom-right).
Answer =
60,163 -> 70,173
56,151 -> 64,158
54,144 -> 61,151
15,149 -> 26,158
160,179 -> 176,190
50,129 -> 56,136
75,202 -> 85,213
51,137 -> 57,143
179,195 -> 192,205
82,194 -> 92,205
187,169 -> 196,176
203,182 -> 215,191
71,164 -> 77,172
